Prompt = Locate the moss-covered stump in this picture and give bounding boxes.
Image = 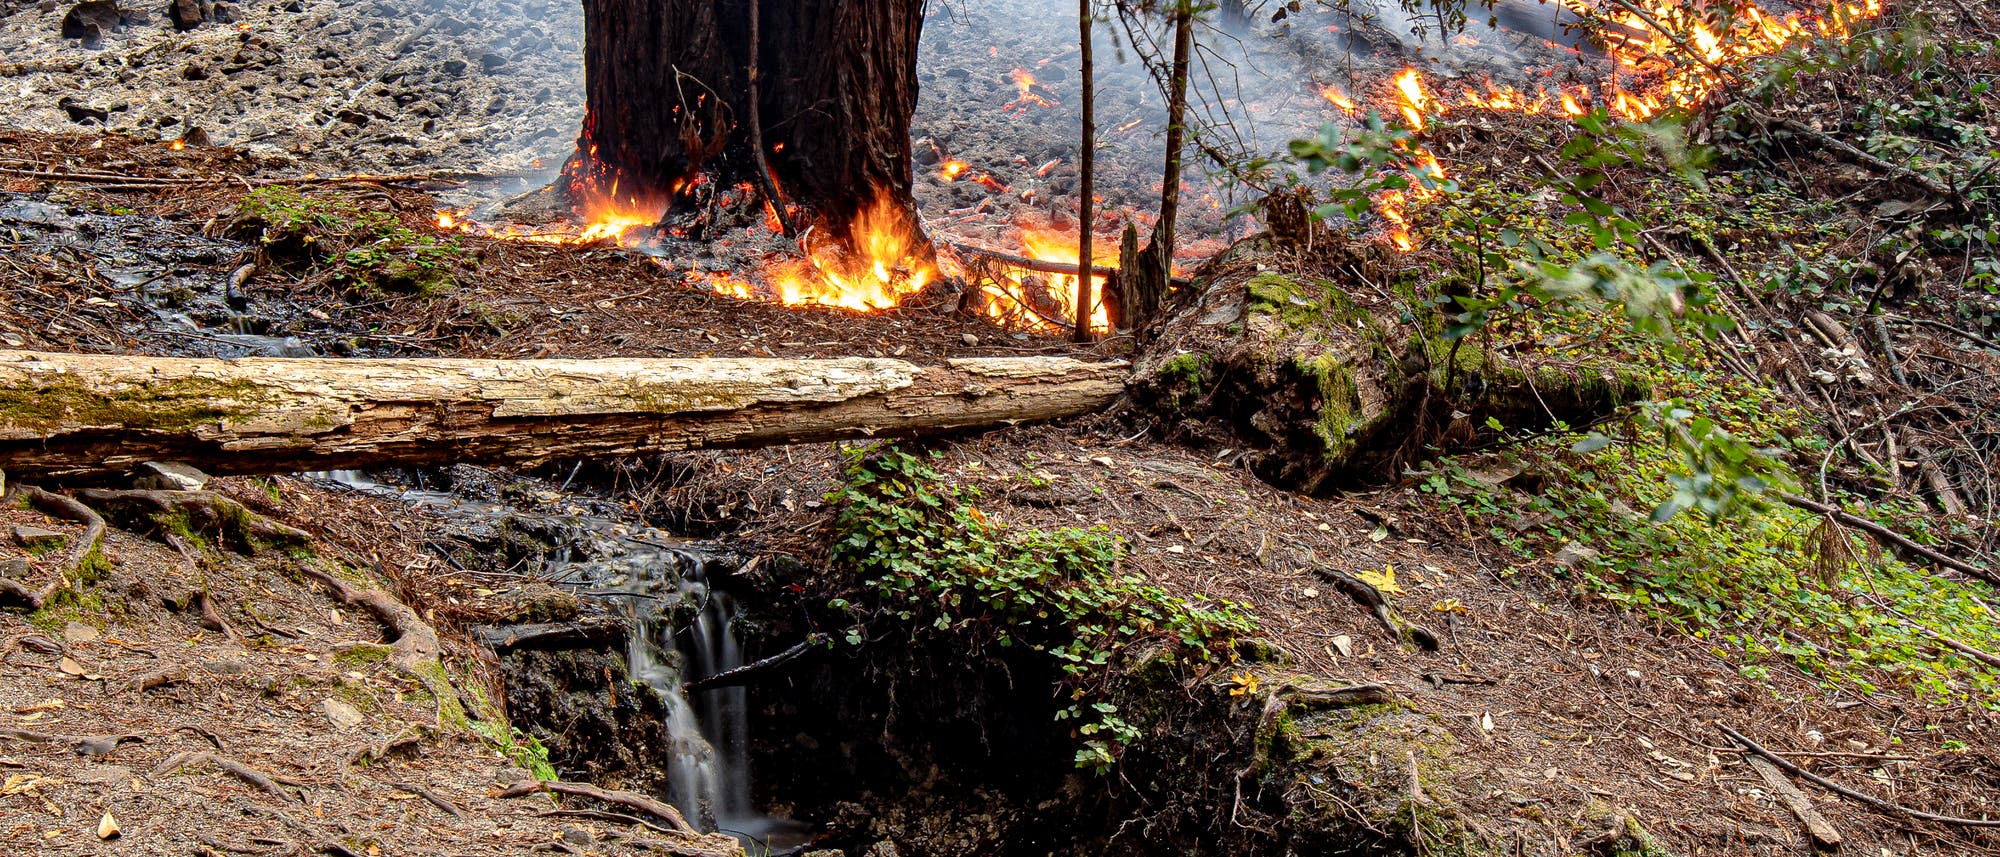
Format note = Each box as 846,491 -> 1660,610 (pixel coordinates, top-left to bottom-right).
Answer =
1131,238 -> 1650,492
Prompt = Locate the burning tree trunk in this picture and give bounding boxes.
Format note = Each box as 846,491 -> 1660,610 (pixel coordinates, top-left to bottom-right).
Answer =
563,0 -> 927,247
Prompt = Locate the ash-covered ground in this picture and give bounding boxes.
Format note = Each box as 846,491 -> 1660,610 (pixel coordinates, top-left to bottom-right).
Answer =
0,0 -> 1591,244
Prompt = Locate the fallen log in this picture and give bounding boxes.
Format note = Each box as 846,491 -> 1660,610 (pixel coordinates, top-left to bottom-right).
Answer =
0,351 -> 1129,481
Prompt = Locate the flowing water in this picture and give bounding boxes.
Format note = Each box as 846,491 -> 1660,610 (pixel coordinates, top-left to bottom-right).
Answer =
312,469 -> 789,847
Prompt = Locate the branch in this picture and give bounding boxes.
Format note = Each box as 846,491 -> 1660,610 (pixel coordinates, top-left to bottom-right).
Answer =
1778,493 -> 1997,587
1719,723 -> 2000,828
684,634 -> 826,692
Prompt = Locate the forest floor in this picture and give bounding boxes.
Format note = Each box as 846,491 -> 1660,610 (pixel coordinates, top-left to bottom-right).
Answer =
5,0 -> 2000,854
3,113 -> 1998,854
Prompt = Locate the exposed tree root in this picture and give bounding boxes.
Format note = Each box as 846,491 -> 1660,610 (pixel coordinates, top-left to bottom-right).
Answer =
1314,567 -> 1441,651
0,483 -> 105,611
73,488 -> 312,556
150,751 -> 293,800
494,779 -> 745,857
391,781 -> 467,820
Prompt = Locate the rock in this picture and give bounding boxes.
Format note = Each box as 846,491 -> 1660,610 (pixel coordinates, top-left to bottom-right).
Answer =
12,525 -> 66,552
166,0 -> 211,30
208,0 -> 233,21
58,95 -> 110,124
199,658 -> 249,675
62,622 -> 99,643
961,333 -> 979,346
864,842 -> 900,857
60,0 -> 124,40
559,827 -> 592,846
1551,540 -> 1600,569
0,557 -> 28,580
322,698 -> 364,730
133,461 -> 209,491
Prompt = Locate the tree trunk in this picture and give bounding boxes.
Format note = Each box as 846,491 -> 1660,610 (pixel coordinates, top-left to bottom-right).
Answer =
0,351 -> 1128,482
1073,0 -> 1095,343
563,0 -> 927,243
1122,2 -> 1193,337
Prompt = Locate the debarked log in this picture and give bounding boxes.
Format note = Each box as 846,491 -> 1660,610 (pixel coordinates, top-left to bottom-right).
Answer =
0,350 -> 1130,481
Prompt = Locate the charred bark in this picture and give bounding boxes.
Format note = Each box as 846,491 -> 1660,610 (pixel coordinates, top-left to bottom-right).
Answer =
564,0 -> 927,243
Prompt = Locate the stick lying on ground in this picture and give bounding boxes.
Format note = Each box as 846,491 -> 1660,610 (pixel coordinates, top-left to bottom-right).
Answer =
0,350 -> 1130,481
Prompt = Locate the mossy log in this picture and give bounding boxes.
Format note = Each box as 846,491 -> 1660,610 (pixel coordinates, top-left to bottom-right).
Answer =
0,350 -> 1129,481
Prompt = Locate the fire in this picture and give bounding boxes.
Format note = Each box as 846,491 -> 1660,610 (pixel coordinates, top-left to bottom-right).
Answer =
938,160 -> 969,181
168,139 -> 185,151
752,193 -> 934,312
960,228 -> 1110,335
1004,68 -> 1058,115
1335,0 -> 1887,252
1319,85 -> 1357,113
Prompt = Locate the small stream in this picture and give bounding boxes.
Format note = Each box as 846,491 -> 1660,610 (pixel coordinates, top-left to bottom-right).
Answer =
312,469 -> 797,849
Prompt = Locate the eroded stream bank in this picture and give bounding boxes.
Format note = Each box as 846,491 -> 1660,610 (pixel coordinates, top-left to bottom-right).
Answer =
330,458 -> 1523,857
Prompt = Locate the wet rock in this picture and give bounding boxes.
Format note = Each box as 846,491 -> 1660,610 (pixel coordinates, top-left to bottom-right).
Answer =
61,0 -> 125,41
165,0 -> 210,31
11,525 -> 67,552
133,461 -> 210,491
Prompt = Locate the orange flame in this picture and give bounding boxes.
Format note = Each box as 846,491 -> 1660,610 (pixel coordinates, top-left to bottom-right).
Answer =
938,160 -> 969,181
963,228 -> 1111,335
1342,0 -> 1886,253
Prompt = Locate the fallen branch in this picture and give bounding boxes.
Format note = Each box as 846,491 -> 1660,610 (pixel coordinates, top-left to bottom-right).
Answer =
391,781 -> 467,820
0,350 -> 1131,481
1763,115 -> 1957,200
684,633 -> 826,692
1778,493 -> 1997,586
1719,723 -> 2000,828
1744,755 -> 1843,850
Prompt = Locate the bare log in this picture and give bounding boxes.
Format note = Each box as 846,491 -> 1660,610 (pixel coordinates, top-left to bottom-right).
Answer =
0,351 -> 1129,481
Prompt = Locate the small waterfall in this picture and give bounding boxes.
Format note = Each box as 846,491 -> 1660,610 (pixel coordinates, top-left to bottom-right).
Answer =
616,553 -> 760,832
309,469 -> 774,840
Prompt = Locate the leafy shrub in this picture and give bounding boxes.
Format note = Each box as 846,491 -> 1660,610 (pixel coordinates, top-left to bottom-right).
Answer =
825,445 -> 1255,769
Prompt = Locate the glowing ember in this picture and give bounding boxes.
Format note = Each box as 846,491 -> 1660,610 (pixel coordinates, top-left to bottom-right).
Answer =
938,159 -> 970,181
167,139 -> 185,151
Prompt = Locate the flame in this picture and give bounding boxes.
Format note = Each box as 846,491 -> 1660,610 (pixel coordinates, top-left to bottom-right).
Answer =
1337,0 -> 1886,253
938,160 -> 969,181
752,193 -> 934,312
168,139 -> 185,151
1319,85 -> 1357,113
961,228 -> 1110,334
1004,68 -> 1058,115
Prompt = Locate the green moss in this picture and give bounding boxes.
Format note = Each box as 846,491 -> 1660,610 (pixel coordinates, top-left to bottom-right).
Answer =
0,375 -> 274,434
1246,273 -> 1367,331
1297,354 -> 1365,462
333,643 -> 393,669
26,549 -> 112,630
1152,352 -> 1212,416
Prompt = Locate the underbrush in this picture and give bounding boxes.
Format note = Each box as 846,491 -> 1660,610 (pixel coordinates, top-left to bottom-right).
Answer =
822,445 -> 1256,769
1420,361 -> 2000,706
226,186 -> 467,297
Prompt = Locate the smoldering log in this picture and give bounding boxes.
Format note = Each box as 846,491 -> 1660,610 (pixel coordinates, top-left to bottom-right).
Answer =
0,351 -> 1130,481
